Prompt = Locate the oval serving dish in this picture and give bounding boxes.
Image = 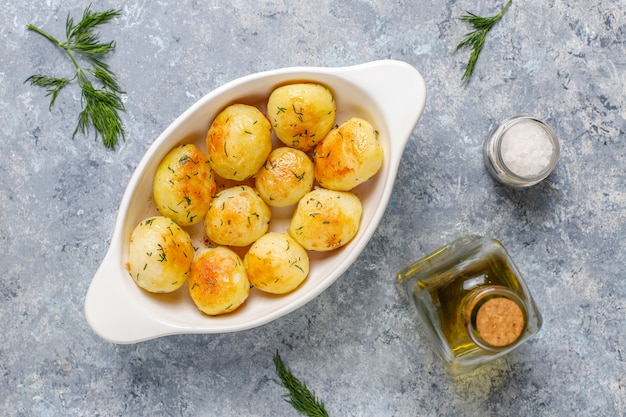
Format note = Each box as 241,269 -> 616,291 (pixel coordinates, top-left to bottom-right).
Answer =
85,60 -> 427,344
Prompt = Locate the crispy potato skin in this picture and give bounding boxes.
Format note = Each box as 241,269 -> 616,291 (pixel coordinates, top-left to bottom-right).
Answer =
204,185 -> 271,247
288,188 -> 362,251
153,144 -> 216,226
244,232 -> 309,294
129,85 -> 380,315
206,104 -> 272,181
127,216 -> 194,293
255,147 -> 315,207
267,83 -> 336,152
314,117 -> 383,191
188,247 -> 250,316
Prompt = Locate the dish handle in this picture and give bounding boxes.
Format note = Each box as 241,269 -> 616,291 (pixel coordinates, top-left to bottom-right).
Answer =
84,249 -> 169,344
340,60 -> 427,161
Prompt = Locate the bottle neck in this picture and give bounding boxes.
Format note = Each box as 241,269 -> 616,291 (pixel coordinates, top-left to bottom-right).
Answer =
463,286 -> 527,352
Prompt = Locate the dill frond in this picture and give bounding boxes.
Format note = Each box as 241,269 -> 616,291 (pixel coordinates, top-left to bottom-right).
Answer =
26,5 -> 125,149
456,0 -> 512,85
274,352 -> 329,417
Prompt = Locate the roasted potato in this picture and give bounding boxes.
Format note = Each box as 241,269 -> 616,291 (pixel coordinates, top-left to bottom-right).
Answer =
314,117 -> 383,191
204,185 -> 271,247
267,83 -> 336,152
255,147 -> 315,207
127,216 -> 194,293
244,232 -> 309,294
288,188 -> 362,251
153,144 -> 216,226
206,104 -> 272,181
188,247 -> 250,315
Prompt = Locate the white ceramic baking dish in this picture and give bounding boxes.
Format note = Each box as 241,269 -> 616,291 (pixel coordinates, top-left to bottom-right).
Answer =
85,60 -> 427,344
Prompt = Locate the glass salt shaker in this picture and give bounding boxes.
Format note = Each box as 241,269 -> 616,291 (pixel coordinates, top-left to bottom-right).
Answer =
397,235 -> 543,374
483,116 -> 560,187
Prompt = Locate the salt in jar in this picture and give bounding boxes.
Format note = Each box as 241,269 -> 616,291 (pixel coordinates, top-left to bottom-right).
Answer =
483,116 -> 560,187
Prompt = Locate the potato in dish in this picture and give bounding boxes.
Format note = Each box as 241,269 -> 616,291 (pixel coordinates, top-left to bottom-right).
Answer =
288,188 -> 362,251
267,83 -> 336,152
127,216 -> 194,293
244,232 -> 309,294
153,144 -> 216,226
131,86 -> 380,314
204,185 -> 271,247
255,147 -> 315,207
314,117 -> 383,191
206,104 -> 272,181
188,247 -> 250,316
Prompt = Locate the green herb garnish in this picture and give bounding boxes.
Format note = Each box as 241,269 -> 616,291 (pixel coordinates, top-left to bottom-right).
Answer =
274,352 -> 329,417
456,0 -> 512,85
25,5 -> 125,149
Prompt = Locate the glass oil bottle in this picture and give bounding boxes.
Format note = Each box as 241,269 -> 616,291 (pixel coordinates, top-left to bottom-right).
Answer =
397,235 -> 542,374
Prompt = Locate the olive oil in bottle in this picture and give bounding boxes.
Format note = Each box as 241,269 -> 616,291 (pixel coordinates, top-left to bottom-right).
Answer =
397,235 -> 542,374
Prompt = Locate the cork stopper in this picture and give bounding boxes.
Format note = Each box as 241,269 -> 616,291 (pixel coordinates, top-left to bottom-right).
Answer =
475,297 -> 525,347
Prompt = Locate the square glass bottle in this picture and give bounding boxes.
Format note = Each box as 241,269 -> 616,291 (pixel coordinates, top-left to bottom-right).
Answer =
397,235 -> 542,374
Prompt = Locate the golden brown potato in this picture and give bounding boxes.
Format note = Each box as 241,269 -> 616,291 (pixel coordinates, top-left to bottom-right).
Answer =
188,247 -> 250,315
206,104 -> 272,181
204,185 -> 271,247
244,232 -> 309,294
255,147 -> 315,207
288,188 -> 362,251
153,144 -> 216,226
267,83 -> 336,152
314,117 -> 384,191
127,216 -> 194,293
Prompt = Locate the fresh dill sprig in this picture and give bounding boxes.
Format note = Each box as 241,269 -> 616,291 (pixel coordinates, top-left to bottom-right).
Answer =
455,0 -> 512,85
273,352 -> 329,417
26,5 -> 125,149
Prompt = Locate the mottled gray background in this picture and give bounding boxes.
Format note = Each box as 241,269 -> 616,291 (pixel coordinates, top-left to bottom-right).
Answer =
2,0 -> 625,416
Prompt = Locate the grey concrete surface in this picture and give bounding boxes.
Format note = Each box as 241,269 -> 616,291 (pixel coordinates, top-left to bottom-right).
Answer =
1,0 -> 625,415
